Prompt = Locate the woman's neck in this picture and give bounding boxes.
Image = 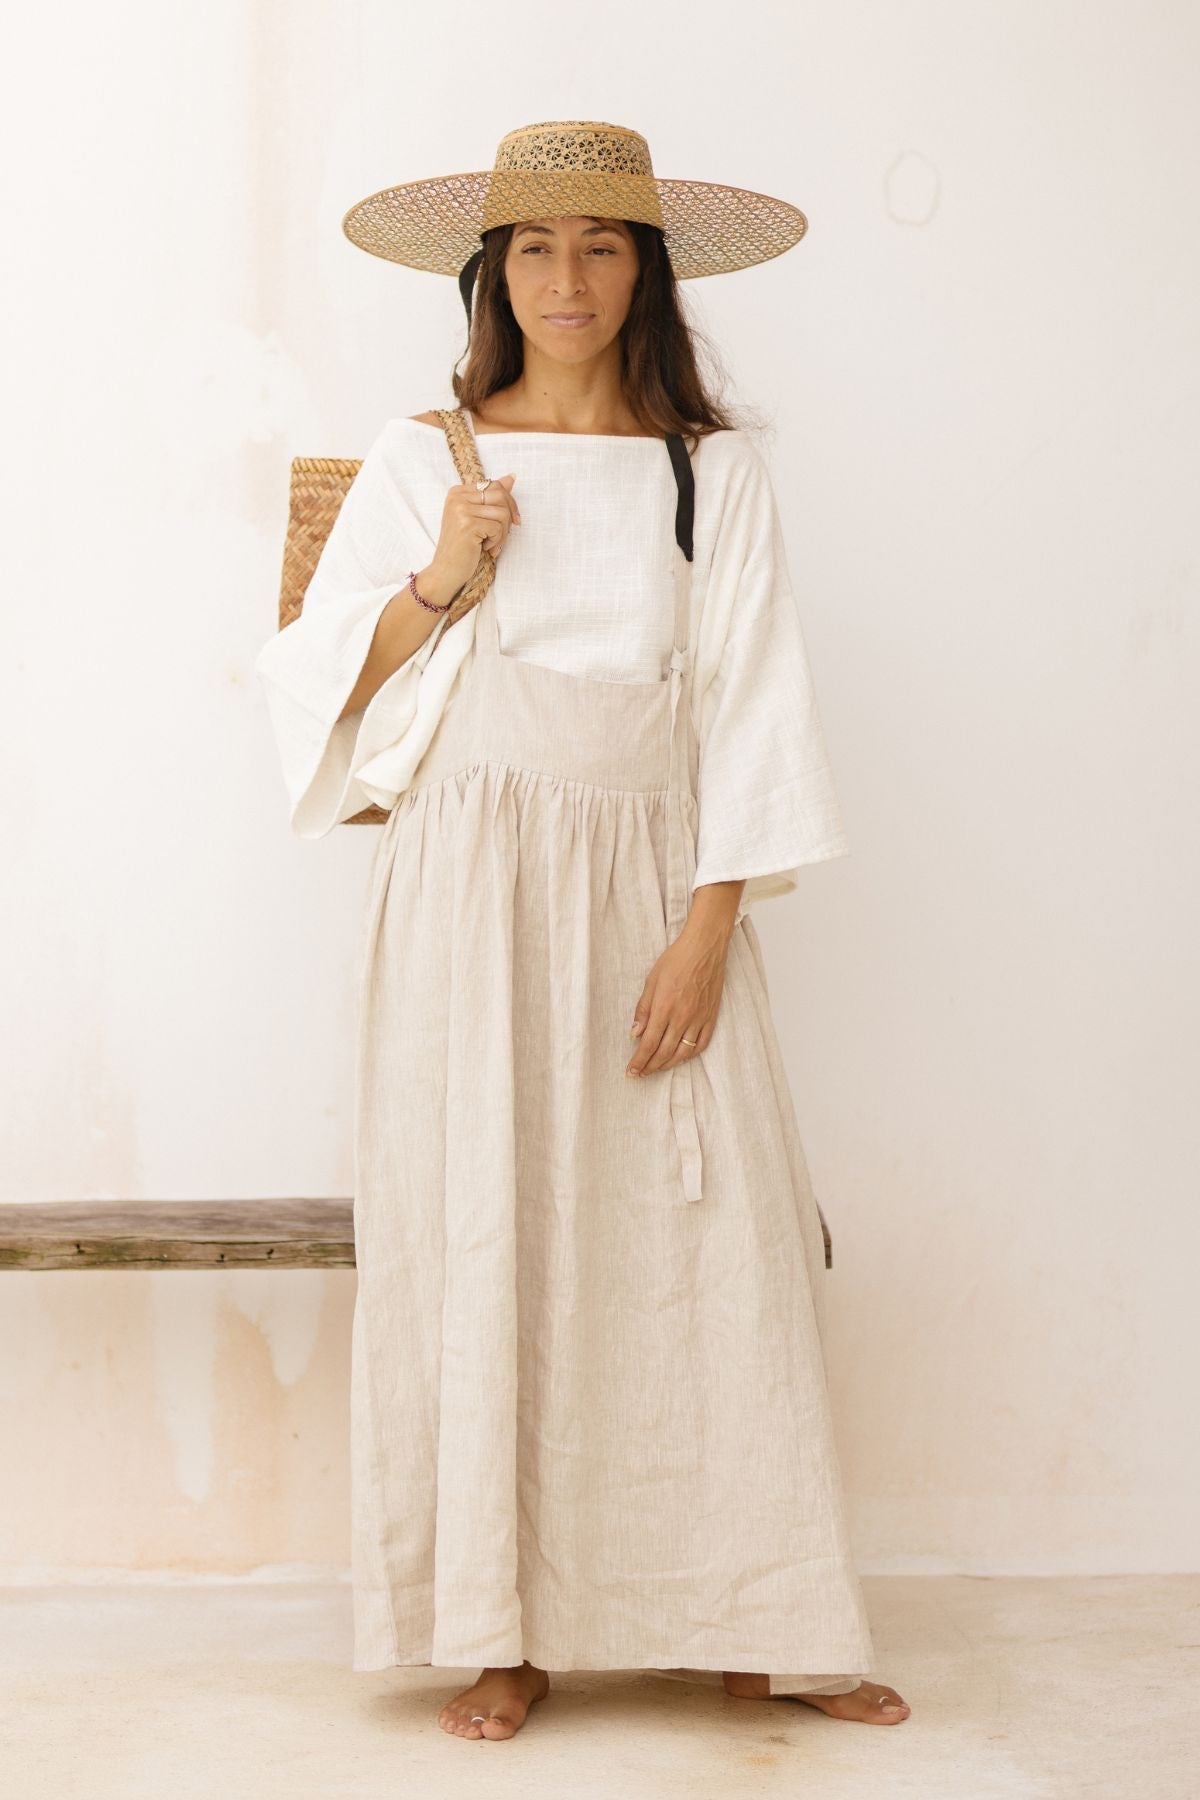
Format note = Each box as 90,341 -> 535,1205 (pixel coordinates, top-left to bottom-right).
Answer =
474,372 -> 646,439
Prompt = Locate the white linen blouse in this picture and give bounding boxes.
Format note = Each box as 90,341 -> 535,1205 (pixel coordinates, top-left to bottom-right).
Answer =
254,416 -> 850,925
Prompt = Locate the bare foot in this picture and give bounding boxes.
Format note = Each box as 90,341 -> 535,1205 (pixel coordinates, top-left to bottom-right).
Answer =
722,1671 -> 910,1723
437,1661 -> 550,1740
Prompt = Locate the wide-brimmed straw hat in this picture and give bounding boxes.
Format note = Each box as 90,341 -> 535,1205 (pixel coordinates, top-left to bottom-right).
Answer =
341,118 -> 809,291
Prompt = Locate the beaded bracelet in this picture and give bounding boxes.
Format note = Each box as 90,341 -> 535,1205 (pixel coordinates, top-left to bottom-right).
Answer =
406,568 -> 453,614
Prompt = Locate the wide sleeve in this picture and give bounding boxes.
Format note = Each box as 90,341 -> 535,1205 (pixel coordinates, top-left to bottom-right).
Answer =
253,421 -> 475,837
692,438 -> 850,917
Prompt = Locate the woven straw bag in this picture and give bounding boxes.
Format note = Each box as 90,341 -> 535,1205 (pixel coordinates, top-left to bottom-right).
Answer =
275,407 -> 494,825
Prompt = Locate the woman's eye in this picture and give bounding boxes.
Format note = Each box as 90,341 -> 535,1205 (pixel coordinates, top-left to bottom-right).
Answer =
520,245 -> 616,255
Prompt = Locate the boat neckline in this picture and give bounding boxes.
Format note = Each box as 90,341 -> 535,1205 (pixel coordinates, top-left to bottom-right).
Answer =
399,415 -> 667,444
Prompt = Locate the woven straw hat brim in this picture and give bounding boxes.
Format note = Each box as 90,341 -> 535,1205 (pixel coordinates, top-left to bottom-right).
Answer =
342,171 -> 808,281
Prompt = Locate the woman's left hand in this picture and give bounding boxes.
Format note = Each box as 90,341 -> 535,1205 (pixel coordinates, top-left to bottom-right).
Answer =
625,922 -> 731,1077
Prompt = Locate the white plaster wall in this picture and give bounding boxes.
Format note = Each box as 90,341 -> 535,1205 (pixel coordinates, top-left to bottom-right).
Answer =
2,0 -> 1196,1578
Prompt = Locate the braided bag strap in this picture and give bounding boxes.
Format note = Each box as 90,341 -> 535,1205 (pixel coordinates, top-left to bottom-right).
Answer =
434,406 -> 497,625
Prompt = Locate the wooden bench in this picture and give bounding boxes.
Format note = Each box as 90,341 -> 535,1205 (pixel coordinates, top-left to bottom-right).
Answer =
0,1200 -> 833,1270
0,1200 -> 355,1271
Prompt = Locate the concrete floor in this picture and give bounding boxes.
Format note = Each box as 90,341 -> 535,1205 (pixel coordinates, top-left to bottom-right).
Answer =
1,1575 -> 1195,1798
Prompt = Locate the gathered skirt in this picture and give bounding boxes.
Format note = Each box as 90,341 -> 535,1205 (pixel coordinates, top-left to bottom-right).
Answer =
347,751 -> 875,1688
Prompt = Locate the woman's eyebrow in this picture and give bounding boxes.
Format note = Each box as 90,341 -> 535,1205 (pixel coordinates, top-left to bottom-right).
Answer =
513,220 -> 622,240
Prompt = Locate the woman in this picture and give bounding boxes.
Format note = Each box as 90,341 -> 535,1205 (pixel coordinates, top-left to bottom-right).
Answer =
255,120 -> 910,1742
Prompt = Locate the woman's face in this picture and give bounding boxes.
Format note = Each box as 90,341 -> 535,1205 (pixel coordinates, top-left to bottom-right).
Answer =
503,216 -> 640,362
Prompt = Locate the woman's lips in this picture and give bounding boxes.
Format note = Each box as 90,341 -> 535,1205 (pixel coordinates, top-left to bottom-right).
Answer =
544,313 -> 595,329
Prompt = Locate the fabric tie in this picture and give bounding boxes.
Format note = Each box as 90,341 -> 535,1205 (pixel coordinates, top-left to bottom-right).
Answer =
665,645 -> 703,1202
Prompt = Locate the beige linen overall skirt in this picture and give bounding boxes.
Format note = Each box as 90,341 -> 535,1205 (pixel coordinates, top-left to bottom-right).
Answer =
349,535 -> 874,1697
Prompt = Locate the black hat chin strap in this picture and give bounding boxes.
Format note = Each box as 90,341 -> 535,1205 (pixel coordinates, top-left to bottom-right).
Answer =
458,247 -> 693,563
664,432 -> 695,562
459,249 -> 484,329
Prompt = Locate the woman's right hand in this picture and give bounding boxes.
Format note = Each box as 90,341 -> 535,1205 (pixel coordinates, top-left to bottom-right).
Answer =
428,472 -> 521,598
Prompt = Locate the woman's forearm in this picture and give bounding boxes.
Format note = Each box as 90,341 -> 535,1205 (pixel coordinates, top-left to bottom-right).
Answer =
337,564 -> 459,719
686,879 -> 745,946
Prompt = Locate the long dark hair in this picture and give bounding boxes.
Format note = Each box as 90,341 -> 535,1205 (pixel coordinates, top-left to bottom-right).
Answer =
449,220 -> 741,450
